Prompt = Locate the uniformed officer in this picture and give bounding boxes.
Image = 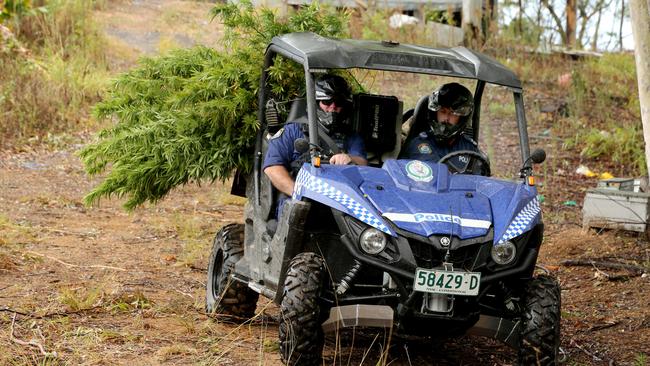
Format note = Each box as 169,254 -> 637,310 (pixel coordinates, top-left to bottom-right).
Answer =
263,75 -> 367,215
400,82 -> 480,171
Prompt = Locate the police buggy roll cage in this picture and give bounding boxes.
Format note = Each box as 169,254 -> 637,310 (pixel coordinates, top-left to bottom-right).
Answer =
253,32 -> 532,205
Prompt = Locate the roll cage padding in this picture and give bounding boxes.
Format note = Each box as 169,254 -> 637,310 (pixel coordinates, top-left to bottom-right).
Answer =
403,95 -> 430,146
286,98 -> 308,123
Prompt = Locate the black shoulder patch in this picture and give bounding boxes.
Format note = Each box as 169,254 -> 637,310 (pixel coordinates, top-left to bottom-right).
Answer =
270,127 -> 285,140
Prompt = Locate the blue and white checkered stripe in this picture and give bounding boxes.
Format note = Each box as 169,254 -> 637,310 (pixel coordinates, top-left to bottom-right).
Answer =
497,198 -> 541,244
293,169 -> 393,235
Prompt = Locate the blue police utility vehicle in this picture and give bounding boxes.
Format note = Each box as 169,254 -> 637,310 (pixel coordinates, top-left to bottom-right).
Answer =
205,32 -> 560,365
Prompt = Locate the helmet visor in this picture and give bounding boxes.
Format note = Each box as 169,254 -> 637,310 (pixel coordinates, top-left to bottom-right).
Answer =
428,90 -> 473,116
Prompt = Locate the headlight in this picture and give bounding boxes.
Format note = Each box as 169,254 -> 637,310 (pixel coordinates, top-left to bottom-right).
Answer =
491,241 -> 517,265
359,228 -> 387,255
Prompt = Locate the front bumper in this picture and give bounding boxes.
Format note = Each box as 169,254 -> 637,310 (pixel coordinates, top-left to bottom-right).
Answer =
321,304 -> 521,348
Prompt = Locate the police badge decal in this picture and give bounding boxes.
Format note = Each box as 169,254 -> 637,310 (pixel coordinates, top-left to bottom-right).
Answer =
405,160 -> 434,182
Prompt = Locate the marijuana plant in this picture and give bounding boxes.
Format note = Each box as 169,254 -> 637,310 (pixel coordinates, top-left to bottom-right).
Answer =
80,1 -> 346,210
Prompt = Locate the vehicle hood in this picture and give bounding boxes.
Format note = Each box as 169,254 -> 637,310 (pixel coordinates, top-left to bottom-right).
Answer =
293,160 -> 540,242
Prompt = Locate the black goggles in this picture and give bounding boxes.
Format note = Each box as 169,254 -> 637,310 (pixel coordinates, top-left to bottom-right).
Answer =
320,98 -> 342,106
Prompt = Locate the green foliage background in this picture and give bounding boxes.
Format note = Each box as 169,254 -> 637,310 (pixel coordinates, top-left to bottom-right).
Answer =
80,1 -> 347,210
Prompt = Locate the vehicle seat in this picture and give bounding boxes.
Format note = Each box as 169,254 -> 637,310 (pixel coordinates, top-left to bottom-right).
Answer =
402,95 -> 430,146
352,93 -> 402,167
286,98 -> 308,124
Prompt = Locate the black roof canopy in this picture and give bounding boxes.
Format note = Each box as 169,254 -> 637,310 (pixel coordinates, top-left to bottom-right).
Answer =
267,32 -> 522,90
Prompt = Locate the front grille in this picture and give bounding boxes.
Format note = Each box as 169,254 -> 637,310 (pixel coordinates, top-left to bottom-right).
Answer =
409,239 -> 491,271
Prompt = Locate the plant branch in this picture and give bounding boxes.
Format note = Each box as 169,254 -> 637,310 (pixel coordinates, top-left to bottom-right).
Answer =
541,0 -> 568,44
9,313 -> 58,358
560,259 -> 646,273
24,251 -> 126,271
1,305 -> 103,320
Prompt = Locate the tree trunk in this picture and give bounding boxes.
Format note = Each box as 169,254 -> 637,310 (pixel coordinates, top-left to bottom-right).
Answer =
591,2 -> 604,50
577,1 -> 588,49
482,0 -> 498,41
518,0 -> 523,36
619,0 -> 626,51
536,3 -> 543,45
462,0 -> 483,45
542,0 -> 568,44
629,0 -> 650,179
566,0 -> 577,48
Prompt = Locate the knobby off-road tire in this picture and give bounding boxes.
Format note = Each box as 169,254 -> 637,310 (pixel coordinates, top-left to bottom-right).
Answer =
279,252 -> 328,366
518,275 -> 561,366
205,223 -> 258,318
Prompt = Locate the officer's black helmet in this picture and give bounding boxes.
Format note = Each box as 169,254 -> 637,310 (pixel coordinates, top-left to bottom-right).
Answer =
427,82 -> 474,143
315,75 -> 352,103
314,75 -> 352,132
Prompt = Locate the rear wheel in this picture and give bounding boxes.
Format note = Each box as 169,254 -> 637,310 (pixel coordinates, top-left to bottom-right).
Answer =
518,275 -> 561,366
279,252 -> 328,366
205,223 -> 258,318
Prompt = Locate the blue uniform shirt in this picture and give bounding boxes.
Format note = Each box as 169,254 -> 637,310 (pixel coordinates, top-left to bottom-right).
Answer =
401,131 -> 479,171
263,122 -> 366,218
263,123 -> 366,171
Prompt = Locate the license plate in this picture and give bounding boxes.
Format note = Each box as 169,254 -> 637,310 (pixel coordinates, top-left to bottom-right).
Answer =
414,268 -> 481,296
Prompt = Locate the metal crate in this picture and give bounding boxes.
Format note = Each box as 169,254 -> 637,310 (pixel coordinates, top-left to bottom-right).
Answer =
583,188 -> 650,233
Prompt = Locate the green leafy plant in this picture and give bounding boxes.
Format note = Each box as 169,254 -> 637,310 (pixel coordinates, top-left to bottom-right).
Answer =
562,52 -> 644,176
80,1 -> 346,210
0,0 -> 46,24
564,123 -> 646,176
569,53 -> 638,119
425,10 -> 457,26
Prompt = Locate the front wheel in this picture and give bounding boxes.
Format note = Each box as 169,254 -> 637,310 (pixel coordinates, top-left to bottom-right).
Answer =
518,275 -> 561,365
205,223 -> 258,318
279,252 -> 328,366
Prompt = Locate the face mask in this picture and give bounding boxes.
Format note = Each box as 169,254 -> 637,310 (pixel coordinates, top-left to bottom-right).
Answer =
317,109 -> 349,133
429,114 -> 464,144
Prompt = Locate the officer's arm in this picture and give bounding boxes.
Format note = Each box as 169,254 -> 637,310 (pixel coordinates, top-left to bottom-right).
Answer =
263,165 -> 294,196
333,133 -> 367,165
350,155 -> 368,165
329,153 -> 367,165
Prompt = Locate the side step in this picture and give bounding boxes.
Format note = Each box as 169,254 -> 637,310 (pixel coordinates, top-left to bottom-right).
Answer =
322,304 -> 394,333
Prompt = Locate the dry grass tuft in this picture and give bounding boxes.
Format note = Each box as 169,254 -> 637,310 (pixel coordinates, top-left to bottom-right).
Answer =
0,252 -> 19,270
156,344 -> 198,361
108,291 -> 154,312
58,287 -> 104,312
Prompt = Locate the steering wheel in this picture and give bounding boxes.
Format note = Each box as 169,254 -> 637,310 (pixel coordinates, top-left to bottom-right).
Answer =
438,150 -> 491,176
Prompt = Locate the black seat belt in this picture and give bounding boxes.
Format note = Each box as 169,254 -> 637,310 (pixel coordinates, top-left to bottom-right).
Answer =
297,121 -> 341,155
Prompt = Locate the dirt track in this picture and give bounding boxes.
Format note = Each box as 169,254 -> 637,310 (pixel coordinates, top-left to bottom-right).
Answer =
1,1 -> 649,365
1,135 -> 648,365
